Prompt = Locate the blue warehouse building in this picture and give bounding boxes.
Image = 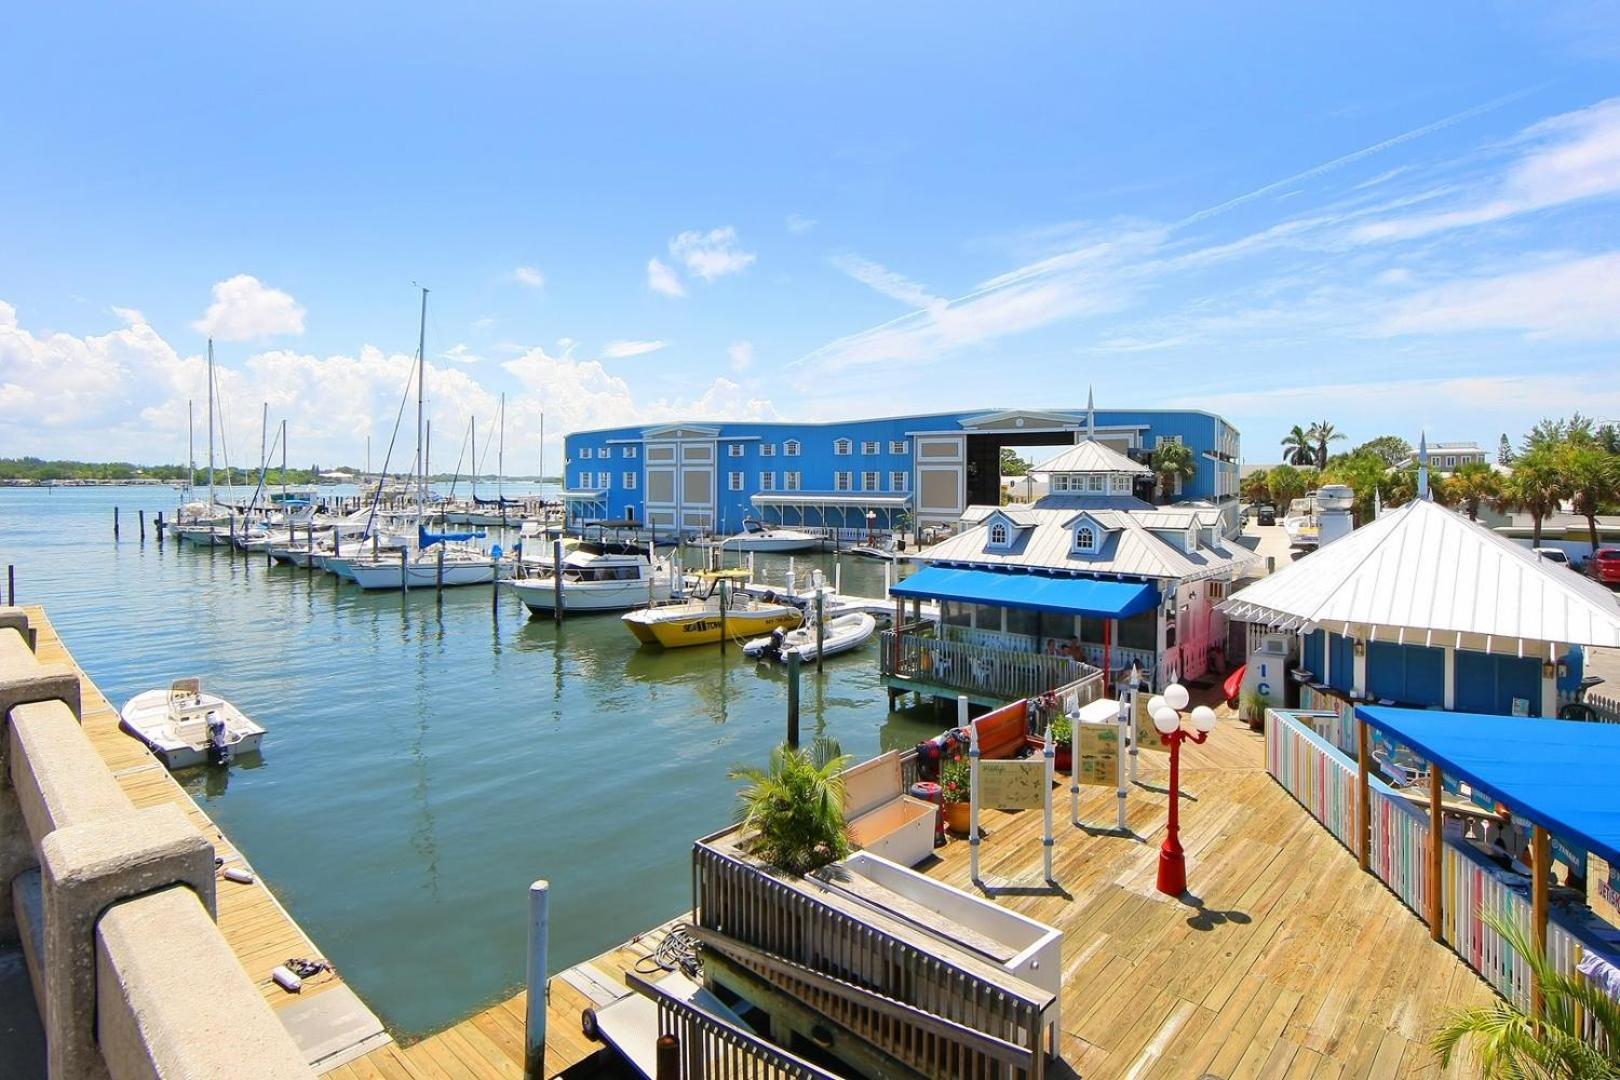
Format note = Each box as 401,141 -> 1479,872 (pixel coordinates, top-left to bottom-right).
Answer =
562,405 -> 1242,538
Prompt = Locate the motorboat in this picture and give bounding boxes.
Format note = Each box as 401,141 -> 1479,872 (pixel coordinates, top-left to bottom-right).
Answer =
717,518 -> 819,554
622,570 -> 802,647
120,678 -> 264,769
1282,492 -> 1321,550
743,611 -> 877,663
509,536 -> 674,615
847,537 -> 902,560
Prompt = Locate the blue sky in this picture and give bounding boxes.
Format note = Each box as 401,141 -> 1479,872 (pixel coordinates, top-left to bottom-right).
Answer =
2,2 -> 1618,470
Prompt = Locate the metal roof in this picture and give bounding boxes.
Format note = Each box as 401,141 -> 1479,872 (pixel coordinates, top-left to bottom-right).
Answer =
1221,498 -> 1620,648
922,502 -> 1260,582
1029,440 -> 1152,476
1357,706 -> 1620,866
750,492 -> 911,508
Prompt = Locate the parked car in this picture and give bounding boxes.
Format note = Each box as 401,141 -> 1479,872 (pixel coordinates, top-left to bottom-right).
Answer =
1533,547 -> 1571,566
1256,504 -> 1277,526
1593,548 -> 1620,587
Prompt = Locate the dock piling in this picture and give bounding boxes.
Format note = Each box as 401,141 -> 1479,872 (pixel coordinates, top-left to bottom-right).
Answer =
786,651 -> 801,749
524,880 -> 550,1080
814,588 -> 825,674
137,509 -> 145,543
7,564 -> 13,605
655,1035 -> 679,1080
436,546 -> 445,596
113,506 -> 120,541
400,548 -> 409,594
552,540 -> 564,624
156,511 -> 164,545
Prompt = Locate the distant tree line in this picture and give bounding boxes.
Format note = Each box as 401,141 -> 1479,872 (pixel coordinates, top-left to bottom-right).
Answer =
0,457 -> 330,485
1243,415 -> 1620,552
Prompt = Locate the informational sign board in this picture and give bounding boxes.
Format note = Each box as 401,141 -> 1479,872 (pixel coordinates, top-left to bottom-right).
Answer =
1593,854 -> 1620,925
978,760 -> 1047,809
1078,723 -> 1120,787
1134,691 -> 1167,753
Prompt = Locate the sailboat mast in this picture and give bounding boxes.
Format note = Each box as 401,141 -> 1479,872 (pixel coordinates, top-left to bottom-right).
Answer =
206,339 -> 216,506
187,399 -> 195,495
497,392 -> 505,504
471,416 -> 478,501
539,411 -> 545,501
280,418 -> 287,507
415,286 -> 428,520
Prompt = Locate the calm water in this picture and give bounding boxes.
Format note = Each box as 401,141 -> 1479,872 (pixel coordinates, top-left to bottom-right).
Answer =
0,485 -> 938,1036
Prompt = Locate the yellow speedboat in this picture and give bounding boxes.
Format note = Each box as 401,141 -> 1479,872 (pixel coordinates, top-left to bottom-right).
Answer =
622,570 -> 803,648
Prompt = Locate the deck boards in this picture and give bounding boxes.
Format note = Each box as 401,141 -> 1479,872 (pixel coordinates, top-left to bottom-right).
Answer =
24,609 -> 347,1011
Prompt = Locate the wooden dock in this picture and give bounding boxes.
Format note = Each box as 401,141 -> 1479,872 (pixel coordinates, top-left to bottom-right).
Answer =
27,608 -> 391,1072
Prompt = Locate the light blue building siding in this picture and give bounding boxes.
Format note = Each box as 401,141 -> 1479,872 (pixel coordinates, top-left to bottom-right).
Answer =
563,406 -> 1241,537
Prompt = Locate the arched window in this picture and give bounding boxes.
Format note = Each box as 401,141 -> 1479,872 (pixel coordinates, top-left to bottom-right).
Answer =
834,438 -> 852,455
1075,526 -> 1095,552
784,439 -> 800,456
988,522 -> 1008,546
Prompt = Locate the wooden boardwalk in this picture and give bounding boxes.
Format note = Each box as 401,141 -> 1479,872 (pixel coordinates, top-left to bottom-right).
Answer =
27,608 -> 390,1070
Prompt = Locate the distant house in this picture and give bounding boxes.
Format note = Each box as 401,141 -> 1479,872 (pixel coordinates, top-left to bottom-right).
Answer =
1395,441 -> 1487,472
883,432 -> 1261,706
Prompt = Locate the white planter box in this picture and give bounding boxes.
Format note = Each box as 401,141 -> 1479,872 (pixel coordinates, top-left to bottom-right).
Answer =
842,751 -> 937,868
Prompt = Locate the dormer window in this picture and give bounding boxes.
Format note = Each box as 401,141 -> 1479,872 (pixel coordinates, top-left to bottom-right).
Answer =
1073,526 -> 1097,553
1110,475 -> 1130,494
1087,475 -> 1105,492
988,522 -> 1009,547
1185,527 -> 1198,552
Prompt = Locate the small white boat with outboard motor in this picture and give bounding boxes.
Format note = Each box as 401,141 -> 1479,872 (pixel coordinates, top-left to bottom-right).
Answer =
742,611 -> 877,663
119,678 -> 265,769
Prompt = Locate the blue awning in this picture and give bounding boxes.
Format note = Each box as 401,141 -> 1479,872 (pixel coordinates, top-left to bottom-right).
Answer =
1356,706 -> 1620,867
891,566 -> 1158,619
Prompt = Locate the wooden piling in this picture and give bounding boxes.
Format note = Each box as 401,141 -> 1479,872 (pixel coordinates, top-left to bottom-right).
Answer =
814,588 -> 825,674
654,1035 -> 679,1080
156,511 -> 164,545
786,651 -> 801,749
137,509 -> 145,542
552,539 -> 565,623
6,564 -> 14,606
400,547 -> 409,594
113,506 -> 120,540
436,546 -> 445,595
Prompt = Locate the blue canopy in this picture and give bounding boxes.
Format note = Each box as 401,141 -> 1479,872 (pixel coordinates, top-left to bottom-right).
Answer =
1356,705 -> 1620,867
891,566 -> 1158,619
418,525 -> 486,548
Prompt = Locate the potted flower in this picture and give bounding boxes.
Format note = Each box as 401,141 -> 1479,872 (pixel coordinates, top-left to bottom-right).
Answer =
1240,690 -> 1269,732
1050,713 -> 1073,772
939,758 -> 973,836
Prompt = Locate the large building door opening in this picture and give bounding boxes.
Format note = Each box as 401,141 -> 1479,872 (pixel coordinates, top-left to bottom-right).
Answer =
963,431 -> 1081,507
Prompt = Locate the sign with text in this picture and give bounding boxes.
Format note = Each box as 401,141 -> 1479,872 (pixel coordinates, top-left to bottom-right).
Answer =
977,760 -> 1047,809
1134,692 -> 1168,753
1078,723 -> 1120,787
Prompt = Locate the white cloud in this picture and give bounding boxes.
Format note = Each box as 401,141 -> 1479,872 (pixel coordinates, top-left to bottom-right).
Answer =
1375,253 -> 1620,341
110,306 -> 146,327
191,274 -> 306,341
831,255 -> 944,311
512,266 -> 545,290
441,343 -> 481,364
668,227 -> 755,282
601,339 -> 667,359
646,257 -> 686,298
1352,97 -> 1620,243
728,340 -> 754,372
786,214 -> 817,235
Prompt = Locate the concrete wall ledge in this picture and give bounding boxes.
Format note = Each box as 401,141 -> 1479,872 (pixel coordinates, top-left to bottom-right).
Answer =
10,699 -> 133,843
97,885 -> 314,1080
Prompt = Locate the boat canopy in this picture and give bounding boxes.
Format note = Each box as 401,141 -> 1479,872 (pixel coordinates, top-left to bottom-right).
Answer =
891,565 -> 1159,618
418,525 -> 486,548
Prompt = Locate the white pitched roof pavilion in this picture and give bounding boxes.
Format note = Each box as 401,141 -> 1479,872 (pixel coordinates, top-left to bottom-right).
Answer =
1221,498 -> 1620,650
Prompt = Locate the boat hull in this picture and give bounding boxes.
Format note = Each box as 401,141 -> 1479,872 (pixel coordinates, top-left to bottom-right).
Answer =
724,536 -> 819,553
510,577 -> 673,614
348,556 -> 511,590
119,688 -> 264,770
623,605 -> 802,647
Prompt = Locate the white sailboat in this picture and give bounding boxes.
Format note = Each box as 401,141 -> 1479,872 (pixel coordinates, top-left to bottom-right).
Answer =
173,339 -> 234,544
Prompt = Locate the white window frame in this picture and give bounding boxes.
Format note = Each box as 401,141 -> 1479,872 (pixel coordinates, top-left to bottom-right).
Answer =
890,440 -> 908,455
580,447 -> 593,459
1073,525 -> 1097,553
834,471 -> 852,492
784,440 -> 800,457
785,471 -> 801,492
760,443 -> 776,457
597,471 -> 611,489
861,471 -> 879,492
623,446 -> 639,459
727,444 -> 745,458
577,471 -> 590,488
1087,474 -> 1105,492
728,471 -> 744,491
889,471 -> 908,492
861,440 -> 879,455
988,521 -> 1009,547
622,471 -> 638,490
834,438 -> 852,456
759,472 -> 776,492
1110,475 -> 1131,494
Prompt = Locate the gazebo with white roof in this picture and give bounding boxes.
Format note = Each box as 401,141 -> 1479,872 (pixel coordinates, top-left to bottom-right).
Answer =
1221,496 -> 1620,718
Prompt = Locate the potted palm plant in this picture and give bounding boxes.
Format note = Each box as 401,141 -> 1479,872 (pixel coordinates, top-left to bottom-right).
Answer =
1240,689 -> 1269,732
939,757 -> 973,836
728,738 -> 852,876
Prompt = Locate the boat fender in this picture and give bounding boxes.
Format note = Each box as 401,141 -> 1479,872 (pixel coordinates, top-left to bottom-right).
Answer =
223,867 -> 256,885
272,966 -> 303,993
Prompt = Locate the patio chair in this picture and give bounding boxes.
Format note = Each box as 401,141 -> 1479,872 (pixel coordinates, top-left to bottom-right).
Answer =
1372,747 -> 1428,788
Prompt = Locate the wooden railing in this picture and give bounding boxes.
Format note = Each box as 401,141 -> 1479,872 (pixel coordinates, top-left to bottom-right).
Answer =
692,841 -> 1049,1079
1267,709 -> 1611,1030
879,630 -> 1092,704
626,971 -> 840,1080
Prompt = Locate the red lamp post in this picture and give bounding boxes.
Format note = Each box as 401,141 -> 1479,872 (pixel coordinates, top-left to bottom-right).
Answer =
1150,685 -> 1218,897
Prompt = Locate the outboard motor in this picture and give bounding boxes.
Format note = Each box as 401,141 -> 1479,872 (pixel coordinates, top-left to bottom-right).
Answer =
206,711 -> 231,766
761,626 -> 787,661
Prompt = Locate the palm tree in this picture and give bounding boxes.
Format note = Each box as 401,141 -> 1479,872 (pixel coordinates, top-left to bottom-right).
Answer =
729,738 -> 852,876
1308,420 -> 1347,470
1561,445 -> 1620,559
1240,469 -> 1271,506
1268,464 -> 1309,508
1433,910 -> 1620,1077
1281,425 -> 1314,467
1150,440 -> 1196,505
1497,449 -> 1568,548
1450,461 -> 1502,521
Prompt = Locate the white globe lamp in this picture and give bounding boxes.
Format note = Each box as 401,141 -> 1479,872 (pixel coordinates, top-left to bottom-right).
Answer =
1191,705 -> 1217,733
1152,706 -> 1181,735
1147,694 -> 1167,716
1163,683 -> 1190,711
